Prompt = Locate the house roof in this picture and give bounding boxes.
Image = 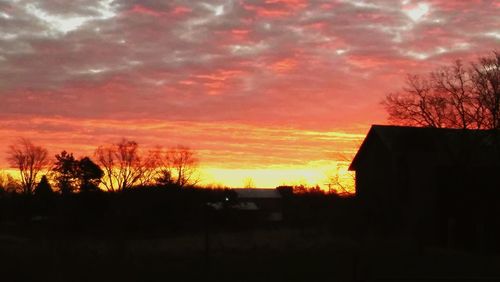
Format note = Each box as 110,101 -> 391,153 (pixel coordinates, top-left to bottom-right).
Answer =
349,125 -> 500,171
233,188 -> 282,199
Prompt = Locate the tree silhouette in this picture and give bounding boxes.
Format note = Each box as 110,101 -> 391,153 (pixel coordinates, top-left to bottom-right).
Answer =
325,164 -> 355,195
52,151 -> 79,195
471,52 -> 500,129
95,139 -> 158,191
7,138 -> 49,195
138,147 -> 162,186
52,151 -> 104,193
78,157 -> 104,192
243,177 -> 255,188
34,175 -> 53,197
160,145 -> 199,188
156,169 -> 174,187
383,51 -> 500,129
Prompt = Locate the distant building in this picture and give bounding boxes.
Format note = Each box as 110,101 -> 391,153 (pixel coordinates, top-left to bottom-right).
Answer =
349,125 -> 500,250
208,188 -> 283,222
233,188 -> 283,222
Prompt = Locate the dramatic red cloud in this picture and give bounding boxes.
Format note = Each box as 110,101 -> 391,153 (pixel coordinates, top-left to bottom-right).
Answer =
129,4 -> 165,17
171,6 -> 192,16
0,0 -> 498,187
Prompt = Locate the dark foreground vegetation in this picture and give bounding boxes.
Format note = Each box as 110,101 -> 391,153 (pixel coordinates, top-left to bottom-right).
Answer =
0,187 -> 362,282
1,187 -> 500,282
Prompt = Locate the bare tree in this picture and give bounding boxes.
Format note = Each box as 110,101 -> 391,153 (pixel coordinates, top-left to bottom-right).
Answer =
325,149 -> 358,196
325,162 -> 355,195
471,51 -> 500,129
159,145 -> 199,188
95,141 -> 199,190
7,138 -> 49,195
0,171 -> 21,193
383,51 -> 500,129
383,74 -> 448,128
243,177 -> 255,188
431,60 -> 484,129
95,139 -> 144,191
138,147 -> 162,186
95,143 -> 116,191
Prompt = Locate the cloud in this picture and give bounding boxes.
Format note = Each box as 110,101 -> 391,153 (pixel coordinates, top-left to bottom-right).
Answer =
0,116 -> 365,169
0,0 -> 498,174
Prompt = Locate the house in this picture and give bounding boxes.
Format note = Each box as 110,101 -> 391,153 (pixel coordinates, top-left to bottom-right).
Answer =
349,125 -> 500,250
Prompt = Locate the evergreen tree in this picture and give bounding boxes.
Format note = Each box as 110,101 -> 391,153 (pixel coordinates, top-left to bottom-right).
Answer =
34,175 -> 53,197
53,151 -> 78,195
78,157 -> 104,192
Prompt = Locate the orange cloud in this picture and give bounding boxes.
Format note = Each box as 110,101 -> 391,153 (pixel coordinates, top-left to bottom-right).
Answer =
270,58 -> 298,73
0,116 -> 365,188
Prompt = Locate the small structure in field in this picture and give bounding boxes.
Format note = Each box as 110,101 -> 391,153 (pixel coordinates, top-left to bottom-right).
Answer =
208,188 -> 283,222
233,188 -> 283,222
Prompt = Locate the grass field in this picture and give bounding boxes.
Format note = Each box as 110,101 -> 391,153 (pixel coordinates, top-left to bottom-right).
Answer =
2,226 -> 500,282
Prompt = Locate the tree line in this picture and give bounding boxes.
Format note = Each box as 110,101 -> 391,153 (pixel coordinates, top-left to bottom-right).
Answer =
383,51 -> 499,129
1,138 -> 199,196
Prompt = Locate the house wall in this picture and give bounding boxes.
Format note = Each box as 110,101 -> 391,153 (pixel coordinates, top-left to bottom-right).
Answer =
435,165 -> 500,250
352,126 -> 500,250
354,135 -> 395,231
356,146 -> 441,237
404,153 -> 441,244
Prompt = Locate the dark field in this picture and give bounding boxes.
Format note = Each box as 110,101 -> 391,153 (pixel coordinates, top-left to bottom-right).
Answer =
2,189 -> 500,282
0,228 -> 355,282
2,227 -> 500,282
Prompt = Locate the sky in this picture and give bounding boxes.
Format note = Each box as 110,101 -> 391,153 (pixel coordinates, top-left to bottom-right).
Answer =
0,0 -> 499,188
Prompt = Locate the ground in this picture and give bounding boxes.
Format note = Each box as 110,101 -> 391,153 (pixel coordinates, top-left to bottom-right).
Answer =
1,227 -> 500,282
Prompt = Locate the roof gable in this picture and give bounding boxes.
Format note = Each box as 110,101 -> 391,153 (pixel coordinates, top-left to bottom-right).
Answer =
233,188 -> 281,199
349,125 -> 500,171
349,126 -> 388,171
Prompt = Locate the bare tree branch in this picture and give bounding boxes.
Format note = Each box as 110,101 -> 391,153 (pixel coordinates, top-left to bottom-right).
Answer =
7,138 -> 49,195
382,51 -> 500,129
159,145 -> 200,188
95,139 -> 145,191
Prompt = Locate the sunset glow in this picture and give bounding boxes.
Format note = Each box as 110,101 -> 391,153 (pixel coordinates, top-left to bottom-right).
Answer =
0,0 -> 498,189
